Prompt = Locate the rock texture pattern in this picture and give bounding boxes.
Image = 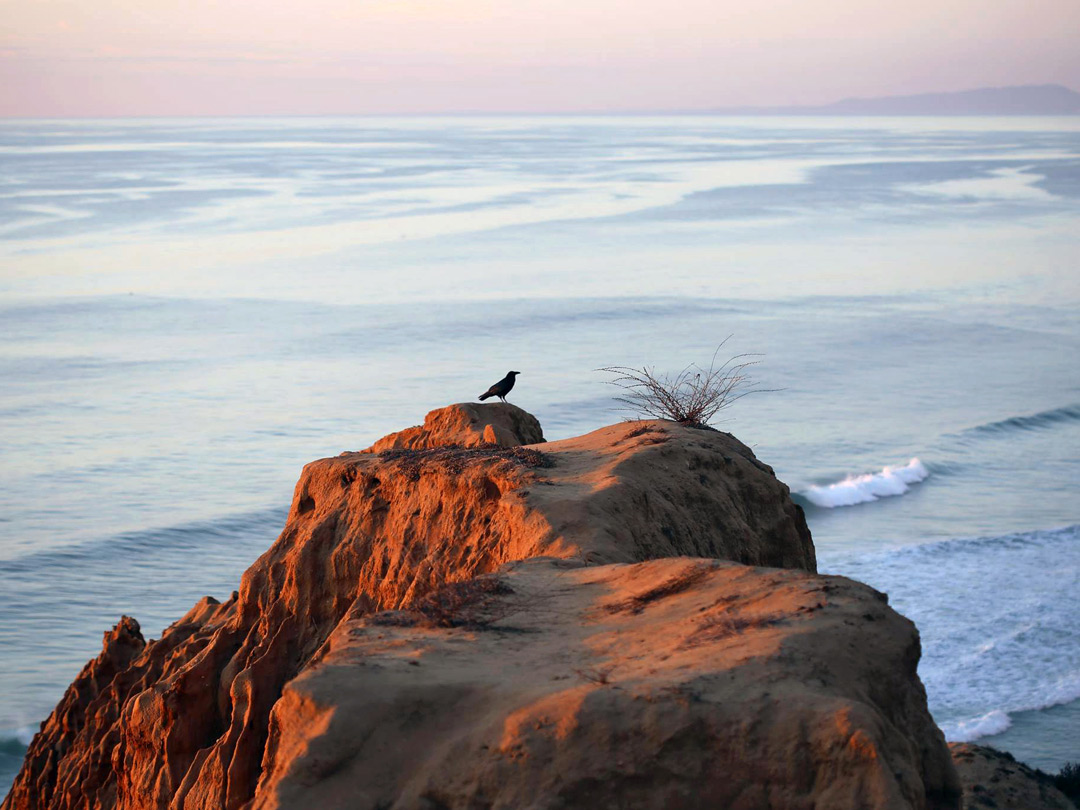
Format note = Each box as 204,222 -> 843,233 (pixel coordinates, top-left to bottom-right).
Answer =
950,743 -> 1077,810
363,402 -> 544,452
4,405 -> 958,810
255,557 -> 959,810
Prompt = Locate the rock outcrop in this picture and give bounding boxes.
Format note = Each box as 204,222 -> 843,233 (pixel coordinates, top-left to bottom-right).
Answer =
363,402 -> 544,452
5,404 -> 959,810
255,557 -> 958,809
950,743 -> 1077,810
3,617 -> 144,809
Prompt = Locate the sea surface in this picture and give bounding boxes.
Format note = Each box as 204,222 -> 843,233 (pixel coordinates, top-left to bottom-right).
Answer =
2,115 -> 1079,797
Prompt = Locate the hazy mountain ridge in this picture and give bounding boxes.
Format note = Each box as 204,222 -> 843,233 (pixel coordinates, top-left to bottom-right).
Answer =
717,84 -> 1080,116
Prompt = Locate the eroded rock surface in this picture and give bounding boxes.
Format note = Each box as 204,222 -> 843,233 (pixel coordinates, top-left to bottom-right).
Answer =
3,617 -> 144,810
950,743 -> 1076,810
7,407 -> 949,810
364,402 -> 544,452
255,557 -> 960,810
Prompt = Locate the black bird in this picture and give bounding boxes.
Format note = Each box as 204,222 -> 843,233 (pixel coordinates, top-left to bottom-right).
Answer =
479,370 -> 520,402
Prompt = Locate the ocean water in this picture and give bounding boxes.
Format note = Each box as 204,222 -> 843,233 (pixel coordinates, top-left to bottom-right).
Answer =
2,116 -> 1079,796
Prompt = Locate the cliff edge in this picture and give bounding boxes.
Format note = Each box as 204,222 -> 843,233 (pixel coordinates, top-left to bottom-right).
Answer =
5,404 -> 961,809
255,557 -> 956,809
950,744 -> 1077,810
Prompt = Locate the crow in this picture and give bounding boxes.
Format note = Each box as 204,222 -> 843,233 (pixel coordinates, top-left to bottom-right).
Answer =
479,371 -> 520,402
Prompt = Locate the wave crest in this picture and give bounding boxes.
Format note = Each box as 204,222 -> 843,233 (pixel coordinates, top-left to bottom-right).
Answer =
941,710 -> 1013,742
939,671 -> 1080,743
802,458 -> 929,508
962,403 -> 1080,437
0,727 -> 32,755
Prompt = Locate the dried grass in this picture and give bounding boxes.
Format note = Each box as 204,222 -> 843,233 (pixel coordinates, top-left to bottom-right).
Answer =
598,338 -> 774,427
607,562 -> 716,614
691,612 -> 784,643
412,575 -> 517,629
575,666 -> 615,686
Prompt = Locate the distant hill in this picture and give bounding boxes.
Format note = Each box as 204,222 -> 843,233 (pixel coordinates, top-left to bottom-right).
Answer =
811,84 -> 1080,115
716,85 -> 1080,116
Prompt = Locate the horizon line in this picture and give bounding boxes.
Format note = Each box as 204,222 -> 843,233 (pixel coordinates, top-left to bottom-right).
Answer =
4,84 -> 1077,121
6,85 -> 1079,121
5,110 -> 1080,121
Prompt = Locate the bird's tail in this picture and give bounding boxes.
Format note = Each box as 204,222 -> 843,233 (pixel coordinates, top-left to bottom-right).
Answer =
478,392 -> 492,401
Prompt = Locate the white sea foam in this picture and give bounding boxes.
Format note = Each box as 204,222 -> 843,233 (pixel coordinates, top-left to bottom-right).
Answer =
802,458 -> 929,508
904,166 -> 1056,202
941,710 -> 1013,741
940,674 -> 1080,742
822,525 -> 1080,751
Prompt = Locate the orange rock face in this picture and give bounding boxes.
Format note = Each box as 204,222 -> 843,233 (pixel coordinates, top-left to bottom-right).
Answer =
363,402 -> 544,452
2,405 -> 957,810
253,558 -> 960,810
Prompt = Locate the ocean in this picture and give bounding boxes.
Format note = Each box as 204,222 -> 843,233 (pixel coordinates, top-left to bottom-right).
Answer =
1,115 -> 1078,797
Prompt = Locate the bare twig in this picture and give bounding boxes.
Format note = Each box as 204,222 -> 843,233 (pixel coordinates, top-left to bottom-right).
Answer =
413,576 -> 516,629
575,666 -> 615,685
605,562 -> 716,614
597,337 -> 776,427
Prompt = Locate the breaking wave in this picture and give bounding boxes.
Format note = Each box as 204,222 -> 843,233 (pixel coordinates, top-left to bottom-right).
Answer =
823,524 -> 1080,749
801,458 -> 929,508
0,728 -> 32,795
0,728 -> 32,753
940,672 -> 1080,743
941,710 -> 1013,741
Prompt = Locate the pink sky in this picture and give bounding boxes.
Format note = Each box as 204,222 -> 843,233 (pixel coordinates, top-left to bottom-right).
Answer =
2,0 -> 1079,116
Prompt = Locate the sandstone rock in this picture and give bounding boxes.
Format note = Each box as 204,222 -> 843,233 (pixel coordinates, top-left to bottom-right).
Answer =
363,402 -> 544,452
3,603 -> 232,810
253,557 -> 959,810
950,743 -> 1076,809
2,616 -> 144,810
6,413 -> 948,810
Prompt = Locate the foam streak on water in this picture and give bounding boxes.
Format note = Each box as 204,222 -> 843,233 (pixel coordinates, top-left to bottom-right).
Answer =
820,524 -> 1080,760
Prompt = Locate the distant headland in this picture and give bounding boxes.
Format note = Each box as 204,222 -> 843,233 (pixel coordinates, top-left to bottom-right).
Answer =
707,84 -> 1080,116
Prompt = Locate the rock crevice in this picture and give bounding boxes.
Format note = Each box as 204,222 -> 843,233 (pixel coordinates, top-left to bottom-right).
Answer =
4,404 -> 961,810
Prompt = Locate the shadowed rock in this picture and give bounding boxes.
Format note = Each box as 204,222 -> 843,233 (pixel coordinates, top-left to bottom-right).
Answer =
254,557 -> 960,809
950,744 -> 1077,810
2,409 -> 961,810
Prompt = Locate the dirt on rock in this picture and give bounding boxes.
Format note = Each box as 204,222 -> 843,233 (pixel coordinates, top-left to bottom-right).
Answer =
254,557 -> 960,810
4,405 -> 955,810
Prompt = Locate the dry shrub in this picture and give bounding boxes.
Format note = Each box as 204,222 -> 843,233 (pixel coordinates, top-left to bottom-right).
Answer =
598,338 -> 773,427
691,612 -> 784,643
413,575 -> 516,629
607,562 -> 716,614
619,423 -> 670,445
1055,762 -> 1080,803
622,424 -> 656,440
575,666 -> 615,686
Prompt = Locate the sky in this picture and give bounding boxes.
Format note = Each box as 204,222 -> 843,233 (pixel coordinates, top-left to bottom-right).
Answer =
2,0 -> 1079,116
